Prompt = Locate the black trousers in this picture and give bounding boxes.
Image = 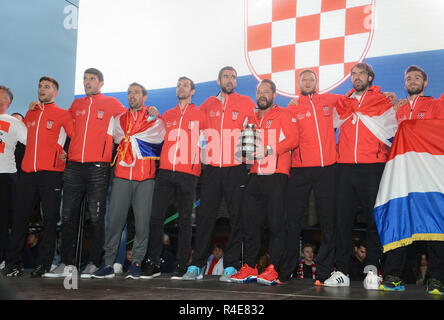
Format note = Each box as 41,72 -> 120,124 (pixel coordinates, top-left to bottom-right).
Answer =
335,163 -> 384,275
5,171 -> 62,270
190,164 -> 248,269
280,165 -> 336,281
60,161 -> 110,267
0,173 -> 18,262
148,169 -> 198,267
242,173 -> 288,269
383,242 -> 444,283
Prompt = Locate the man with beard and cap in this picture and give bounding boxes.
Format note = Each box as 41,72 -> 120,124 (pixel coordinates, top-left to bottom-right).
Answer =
229,79 -> 299,285
91,82 -> 164,280
3,76 -> 73,278
395,65 -> 443,124
379,65 -> 444,294
279,69 -> 339,285
324,62 -> 397,290
141,77 -> 206,280
182,66 -> 256,282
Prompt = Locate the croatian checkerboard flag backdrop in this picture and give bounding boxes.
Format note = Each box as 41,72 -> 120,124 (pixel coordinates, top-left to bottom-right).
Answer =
245,0 -> 374,97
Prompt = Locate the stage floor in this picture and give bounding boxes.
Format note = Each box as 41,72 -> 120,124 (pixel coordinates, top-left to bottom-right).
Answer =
1,271 -> 442,301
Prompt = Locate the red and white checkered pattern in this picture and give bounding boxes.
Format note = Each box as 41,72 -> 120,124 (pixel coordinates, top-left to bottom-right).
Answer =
245,0 -> 375,97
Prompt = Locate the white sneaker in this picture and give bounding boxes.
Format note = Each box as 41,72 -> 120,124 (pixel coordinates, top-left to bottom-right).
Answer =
43,263 -> 75,278
81,263 -> 99,279
324,271 -> 350,287
363,270 -> 382,290
0,261 -> 5,270
113,263 -> 123,274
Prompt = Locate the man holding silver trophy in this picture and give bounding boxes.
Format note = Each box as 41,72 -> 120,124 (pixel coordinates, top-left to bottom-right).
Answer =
230,79 -> 299,285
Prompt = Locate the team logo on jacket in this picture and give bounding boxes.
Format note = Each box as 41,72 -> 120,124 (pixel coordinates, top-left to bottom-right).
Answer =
417,112 -> 425,119
266,120 -> 273,128
166,120 -> 177,127
209,110 -> 221,118
27,121 -> 36,128
245,0 -> 375,97
232,111 -> 239,120
97,109 -> 105,120
76,110 -> 86,117
46,120 -> 54,129
323,106 -> 330,116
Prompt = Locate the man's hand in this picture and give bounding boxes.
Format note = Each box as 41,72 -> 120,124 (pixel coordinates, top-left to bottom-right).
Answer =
251,142 -> 267,160
59,150 -> 67,163
29,101 -> 41,110
382,92 -> 397,104
393,99 -> 407,111
147,106 -> 160,117
288,97 -> 300,106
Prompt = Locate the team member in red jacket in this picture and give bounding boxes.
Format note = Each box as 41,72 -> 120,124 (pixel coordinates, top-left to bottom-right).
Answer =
143,77 -> 206,280
183,66 -> 256,282
3,76 -> 73,278
396,65 -> 444,124
91,82 -> 164,280
280,69 -> 338,284
324,62 -> 395,289
44,68 -> 127,279
230,79 -> 299,285
380,65 -> 444,293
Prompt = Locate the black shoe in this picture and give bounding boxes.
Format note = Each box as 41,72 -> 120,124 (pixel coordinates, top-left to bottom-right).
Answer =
31,265 -> 49,278
3,264 -> 23,277
140,262 -> 161,279
170,265 -> 187,280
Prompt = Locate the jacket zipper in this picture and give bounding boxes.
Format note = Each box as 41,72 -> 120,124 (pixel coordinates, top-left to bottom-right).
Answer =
219,96 -> 228,168
309,95 -> 324,167
81,96 -> 93,163
34,106 -> 44,172
173,104 -> 189,172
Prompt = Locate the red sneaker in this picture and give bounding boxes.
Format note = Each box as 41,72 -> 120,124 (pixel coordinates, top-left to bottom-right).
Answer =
230,263 -> 258,283
257,264 -> 279,286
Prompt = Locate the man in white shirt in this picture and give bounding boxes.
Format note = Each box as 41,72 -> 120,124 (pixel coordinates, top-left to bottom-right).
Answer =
0,86 -> 27,268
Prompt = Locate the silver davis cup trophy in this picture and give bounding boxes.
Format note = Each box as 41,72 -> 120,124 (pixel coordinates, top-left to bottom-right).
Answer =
235,123 -> 260,161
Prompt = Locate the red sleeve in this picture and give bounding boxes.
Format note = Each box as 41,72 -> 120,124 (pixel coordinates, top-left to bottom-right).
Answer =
275,109 -> 299,155
62,111 -> 74,138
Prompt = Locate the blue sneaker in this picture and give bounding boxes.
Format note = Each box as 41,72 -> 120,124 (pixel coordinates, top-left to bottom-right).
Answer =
219,266 -> 238,282
182,265 -> 203,281
125,262 -> 141,280
91,265 -> 115,279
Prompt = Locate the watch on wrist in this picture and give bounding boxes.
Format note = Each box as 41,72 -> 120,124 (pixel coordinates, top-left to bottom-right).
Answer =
266,145 -> 273,156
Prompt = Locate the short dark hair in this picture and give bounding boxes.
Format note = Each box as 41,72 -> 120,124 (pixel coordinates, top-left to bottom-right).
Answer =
84,68 -> 104,82
351,62 -> 375,86
128,82 -> 147,96
11,112 -> 24,120
39,76 -> 59,91
405,65 -> 428,82
218,66 -> 237,81
0,85 -> 13,103
298,69 -> 318,82
178,76 -> 195,91
259,78 -> 276,94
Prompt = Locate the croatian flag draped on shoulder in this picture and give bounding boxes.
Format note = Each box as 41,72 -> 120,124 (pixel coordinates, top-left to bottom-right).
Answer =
373,120 -> 444,253
334,86 -> 398,146
113,106 -> 165,167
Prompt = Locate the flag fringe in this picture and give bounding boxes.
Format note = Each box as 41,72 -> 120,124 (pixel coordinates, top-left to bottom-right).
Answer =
383,233 -> 444,253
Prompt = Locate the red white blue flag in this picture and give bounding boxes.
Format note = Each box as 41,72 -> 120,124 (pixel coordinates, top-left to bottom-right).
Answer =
373,120 -> 444,253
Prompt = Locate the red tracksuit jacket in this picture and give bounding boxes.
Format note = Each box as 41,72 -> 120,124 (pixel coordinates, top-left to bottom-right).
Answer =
199,91 -> 256,167
288,93 -> 338,168
396,96 -> 444,124
22,103 -> 73,172
68,93 -> 126,163
159,103 -> 206,177
249,105 -> 299,176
